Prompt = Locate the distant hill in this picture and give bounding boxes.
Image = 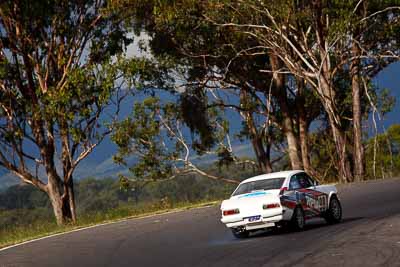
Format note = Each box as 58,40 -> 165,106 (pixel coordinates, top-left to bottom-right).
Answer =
1,63 -> 399,190
0,140 -> 254,191
0,152 -> 132,191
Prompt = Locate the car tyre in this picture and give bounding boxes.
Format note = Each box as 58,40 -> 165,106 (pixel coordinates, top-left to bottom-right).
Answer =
290,206 -> 305,231
324,196 -> 342,224
231,228 -> 249,238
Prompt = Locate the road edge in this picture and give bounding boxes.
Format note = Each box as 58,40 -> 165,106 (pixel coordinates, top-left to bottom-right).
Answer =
2,177 -> 399,253
0,201 -> 219,253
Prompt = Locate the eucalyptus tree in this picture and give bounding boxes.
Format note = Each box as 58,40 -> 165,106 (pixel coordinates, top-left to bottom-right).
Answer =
0,0 -> 132,224
113,0 -> 399,182
112,95 -> 247,185
349,1 -> 400,181
202,0 -> 400,182
113,0 -> 325,174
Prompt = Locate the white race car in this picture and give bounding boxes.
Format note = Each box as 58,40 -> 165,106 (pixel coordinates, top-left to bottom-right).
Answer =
220,170 -> 342,238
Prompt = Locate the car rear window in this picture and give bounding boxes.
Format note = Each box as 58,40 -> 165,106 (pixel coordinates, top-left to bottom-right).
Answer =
232,178 -> 285,196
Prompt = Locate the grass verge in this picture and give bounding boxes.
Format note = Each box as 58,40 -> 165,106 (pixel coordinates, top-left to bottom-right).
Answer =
0,199 -> 220,250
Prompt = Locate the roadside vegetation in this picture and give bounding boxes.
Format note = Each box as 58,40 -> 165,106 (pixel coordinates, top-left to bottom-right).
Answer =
0,164 -> 255,248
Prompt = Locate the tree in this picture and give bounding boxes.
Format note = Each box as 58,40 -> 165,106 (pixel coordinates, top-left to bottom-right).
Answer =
202,0 -> 400,182
113,0 -> 325,174
112,95 -> 243,185
365,124 -> 400,179
0,0 -> 131,225
349,1 -> 400,181
113,0 -> 399,183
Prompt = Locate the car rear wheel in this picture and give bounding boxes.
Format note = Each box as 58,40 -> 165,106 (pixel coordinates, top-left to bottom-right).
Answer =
324,196 -> 342,224
231,228 -> 249,238
290,206 -> 305,231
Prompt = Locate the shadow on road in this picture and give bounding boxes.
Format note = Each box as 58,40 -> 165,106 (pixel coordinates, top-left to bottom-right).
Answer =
251,216 -> 365,237
210,216 -> 365,246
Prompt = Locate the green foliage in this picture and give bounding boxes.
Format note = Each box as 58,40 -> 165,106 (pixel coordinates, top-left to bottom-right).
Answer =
308,130 -> 338,183
180,89 -> 216,151
0,186 -> 50,210
377,88 -> 396,116
0,2 -> 131,176
116,0 -> 400,182
111,90 -> 235,183
112,97 -> 174,180
111,0 -> 303,176
308,124 -> 400,181
0,161 -> 258,240
0,0 -> 163,223
365,124 -> 400,178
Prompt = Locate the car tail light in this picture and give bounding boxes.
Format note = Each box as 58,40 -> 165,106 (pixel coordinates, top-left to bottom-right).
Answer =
223,209 -> 240,216
279,187 -> 288,195
263,203 -> 280,209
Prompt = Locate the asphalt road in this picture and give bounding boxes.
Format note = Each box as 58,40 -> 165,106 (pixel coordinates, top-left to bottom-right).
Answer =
1,178 -> 400,267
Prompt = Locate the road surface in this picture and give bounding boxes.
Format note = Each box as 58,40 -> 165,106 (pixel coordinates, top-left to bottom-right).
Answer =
1,178 -> 400,267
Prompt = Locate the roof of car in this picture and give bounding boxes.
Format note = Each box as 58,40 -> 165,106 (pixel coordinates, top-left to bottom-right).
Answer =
240,170 -> 304,184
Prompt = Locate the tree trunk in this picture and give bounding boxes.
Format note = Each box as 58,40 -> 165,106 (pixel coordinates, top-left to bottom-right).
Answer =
240,90 -> 273,173
62,178 -> 77,223
283,120 -> 303,170
270,54 -> 302,170
351,41 -> 365,182
297,80 -> 313,174
246,110 -> 273,173
68,179 -> 77,222
299,117 -> 311,171
47,171 -> 76,225
319,76 -> 353,182
59,123 -> 77,223
331,121 -> 352,183
47,172 -> 65,225
251,136 -> 273,173
134,191 -> 139,205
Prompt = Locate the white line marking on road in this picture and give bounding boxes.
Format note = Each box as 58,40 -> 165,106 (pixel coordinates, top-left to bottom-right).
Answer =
0,204 -> 217,253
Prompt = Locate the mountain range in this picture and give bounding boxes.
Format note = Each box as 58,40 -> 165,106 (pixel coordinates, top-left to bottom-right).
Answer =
1,62 -> 399,190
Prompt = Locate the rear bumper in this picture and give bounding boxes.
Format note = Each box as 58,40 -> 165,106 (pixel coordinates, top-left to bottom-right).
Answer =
221,213 -> 283,230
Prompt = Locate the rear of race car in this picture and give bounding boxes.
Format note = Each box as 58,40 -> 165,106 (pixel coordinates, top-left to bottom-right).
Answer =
220,171 -> 342,238
220,190 -> 285,231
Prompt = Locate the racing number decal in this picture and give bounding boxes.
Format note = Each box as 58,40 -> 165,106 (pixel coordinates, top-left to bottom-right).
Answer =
305,196 -> 317,210
305,194 -> 327,212
317,195 -> 328,212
